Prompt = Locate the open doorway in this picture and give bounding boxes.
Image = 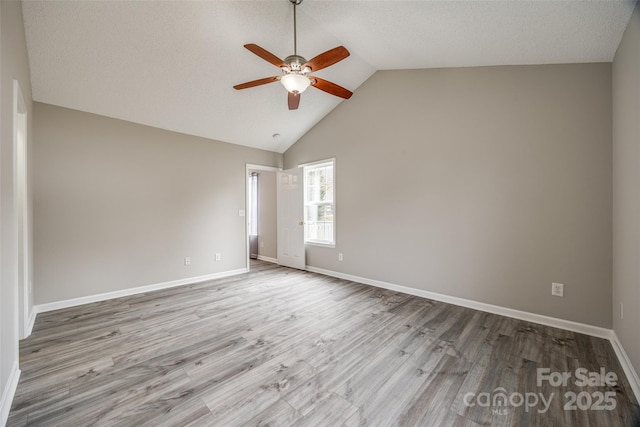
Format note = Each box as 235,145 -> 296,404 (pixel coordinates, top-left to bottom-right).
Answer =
245,164 -> 279,271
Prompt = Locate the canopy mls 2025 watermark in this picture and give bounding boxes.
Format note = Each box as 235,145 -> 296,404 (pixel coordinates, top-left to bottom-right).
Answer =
463,367 -> 619,415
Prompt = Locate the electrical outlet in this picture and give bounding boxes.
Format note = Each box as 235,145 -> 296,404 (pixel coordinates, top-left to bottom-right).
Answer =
551,282 -> 564,297
260,241 -> 264,248
215,253 -> 221,261
338,253 -> 343,261
184,257 -> 191,266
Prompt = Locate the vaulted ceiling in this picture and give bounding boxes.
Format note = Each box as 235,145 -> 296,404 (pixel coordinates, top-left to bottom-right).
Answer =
22,1 -> 636,153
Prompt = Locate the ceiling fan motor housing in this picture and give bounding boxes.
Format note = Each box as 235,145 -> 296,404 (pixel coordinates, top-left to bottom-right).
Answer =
283,55 -> 309,73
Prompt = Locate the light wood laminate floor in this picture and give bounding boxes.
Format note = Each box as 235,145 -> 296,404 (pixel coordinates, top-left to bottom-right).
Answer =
8,260 -> 640,426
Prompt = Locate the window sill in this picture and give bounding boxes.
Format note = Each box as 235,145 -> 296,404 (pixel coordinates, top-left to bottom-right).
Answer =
305,241 -> 336,249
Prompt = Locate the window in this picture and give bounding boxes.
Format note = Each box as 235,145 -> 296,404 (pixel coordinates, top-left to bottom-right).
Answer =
303,159 -> 335,246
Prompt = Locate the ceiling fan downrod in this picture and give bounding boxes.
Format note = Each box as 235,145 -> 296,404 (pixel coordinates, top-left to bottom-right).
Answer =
291,0 -> 303,56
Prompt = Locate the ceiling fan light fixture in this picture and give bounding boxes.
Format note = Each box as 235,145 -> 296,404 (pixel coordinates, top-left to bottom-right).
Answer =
280,73 -> 310,94
233,0 -> 352,110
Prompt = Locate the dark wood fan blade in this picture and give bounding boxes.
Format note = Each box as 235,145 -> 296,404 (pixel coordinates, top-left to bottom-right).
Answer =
303,46 -> 350,72
244,44 -> 287,68
310,77 -> 353,99
288,92 -> 300,110
233,76 -> 279,90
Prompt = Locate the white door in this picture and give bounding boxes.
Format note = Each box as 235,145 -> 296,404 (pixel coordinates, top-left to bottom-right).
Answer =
277,168 -> 305,269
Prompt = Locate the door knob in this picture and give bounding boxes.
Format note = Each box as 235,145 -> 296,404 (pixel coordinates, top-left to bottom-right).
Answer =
298,221 -> 305,226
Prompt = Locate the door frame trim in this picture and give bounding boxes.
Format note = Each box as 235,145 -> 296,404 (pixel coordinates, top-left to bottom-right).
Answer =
13,79 -> 32,339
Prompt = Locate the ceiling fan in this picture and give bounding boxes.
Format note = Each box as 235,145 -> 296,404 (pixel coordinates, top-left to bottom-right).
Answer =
233,0 -> 353,110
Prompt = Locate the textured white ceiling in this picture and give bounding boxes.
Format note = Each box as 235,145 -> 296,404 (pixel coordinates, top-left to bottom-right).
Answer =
22,1 -> 636,153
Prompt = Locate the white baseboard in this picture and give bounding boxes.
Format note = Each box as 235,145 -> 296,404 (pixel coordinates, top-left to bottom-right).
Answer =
306,265 -> 612,339
610,332 -> 640,402
256,255 -> 278,264
34,268 -> 248,314
0,361 -> 21,427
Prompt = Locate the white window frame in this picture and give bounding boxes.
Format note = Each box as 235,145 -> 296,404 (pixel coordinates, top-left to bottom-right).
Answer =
301,158 -> 336,248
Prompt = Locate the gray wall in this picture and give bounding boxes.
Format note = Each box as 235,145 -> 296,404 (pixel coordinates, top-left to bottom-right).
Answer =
613,4 -> 640,376
1,0 -> 34,420
285,64 -> 613,328
34,103 -> 282,304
